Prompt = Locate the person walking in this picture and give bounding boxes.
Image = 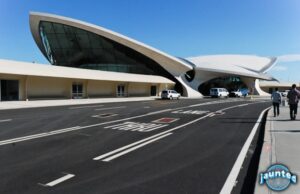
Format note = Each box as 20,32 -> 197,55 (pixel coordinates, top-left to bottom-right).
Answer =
287,84 -> 300,120
271,88 -> 281,117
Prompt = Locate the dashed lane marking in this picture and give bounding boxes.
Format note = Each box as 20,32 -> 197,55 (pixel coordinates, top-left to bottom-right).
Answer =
172,110 -> 209,115
104,122 -> 168,132
92,113 -> 118,118
0,119 -> 12,123
40,173 -> 75,187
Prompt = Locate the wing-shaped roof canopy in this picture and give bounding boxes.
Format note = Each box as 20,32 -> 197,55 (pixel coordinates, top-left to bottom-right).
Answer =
187,55 -> 277,80
29,12 -> 193,76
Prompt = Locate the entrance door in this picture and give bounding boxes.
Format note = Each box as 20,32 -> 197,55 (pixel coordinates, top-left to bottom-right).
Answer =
72,83 -> 83,99
0,80 -> 19,101
117,85 -> 126,97
150,85 -> 157,96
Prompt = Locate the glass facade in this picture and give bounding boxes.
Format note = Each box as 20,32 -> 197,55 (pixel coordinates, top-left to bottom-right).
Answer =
38,21 -> 183,94
39,21 -> 169,75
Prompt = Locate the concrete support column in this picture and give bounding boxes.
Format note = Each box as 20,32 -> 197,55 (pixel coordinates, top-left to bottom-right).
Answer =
85,80 -> 89,98
24,75 -> 28,101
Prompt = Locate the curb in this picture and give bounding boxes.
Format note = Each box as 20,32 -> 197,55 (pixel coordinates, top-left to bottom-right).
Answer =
254,108 -> 275,193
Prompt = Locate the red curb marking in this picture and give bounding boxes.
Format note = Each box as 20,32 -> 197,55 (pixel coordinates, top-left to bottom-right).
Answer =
152,118 -> 179,124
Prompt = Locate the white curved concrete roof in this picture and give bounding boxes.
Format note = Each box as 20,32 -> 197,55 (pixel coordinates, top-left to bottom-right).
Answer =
186,55 -> 277,80
0,59 -> 174,84
29,12 -> 192,76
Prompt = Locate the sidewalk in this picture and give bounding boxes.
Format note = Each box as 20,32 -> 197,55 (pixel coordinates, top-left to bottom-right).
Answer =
0,97 -> 157,110
255,105 -> 300,193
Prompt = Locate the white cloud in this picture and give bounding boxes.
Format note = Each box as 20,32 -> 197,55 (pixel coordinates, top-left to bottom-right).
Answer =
278,54 -> 300,62
271,65 -> 287,71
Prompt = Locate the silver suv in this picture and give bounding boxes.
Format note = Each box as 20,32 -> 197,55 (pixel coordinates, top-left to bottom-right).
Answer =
161,90 -> 181,100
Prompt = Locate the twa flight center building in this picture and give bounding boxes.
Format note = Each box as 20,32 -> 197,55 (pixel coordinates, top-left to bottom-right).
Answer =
0,12 -> 277,101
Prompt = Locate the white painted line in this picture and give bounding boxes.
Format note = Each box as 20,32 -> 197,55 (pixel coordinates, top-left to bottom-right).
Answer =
93,132 -> 175,161
147,109 -> 173,115
102,133 -> 173,162
0,126 -> 81,146
104,122 -> 167,132
189,99 -> 237,107
0,119 -> 12,123
209,113 -> 215,117
219,107 -> 270,194
94,106 -> 126,111
91,113 -> 118,118
94,113 -> 215,161
0,101 -> 262,146
69,105 -> 104,109
237,103 -> 249,107
45,173 -> 75,187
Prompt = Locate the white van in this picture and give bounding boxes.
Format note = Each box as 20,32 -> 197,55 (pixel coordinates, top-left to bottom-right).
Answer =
210,88 -> 229,98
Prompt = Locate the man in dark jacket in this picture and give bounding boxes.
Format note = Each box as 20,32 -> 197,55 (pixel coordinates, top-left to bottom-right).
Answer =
271,88 -> 281,117
287,84 -> 300,120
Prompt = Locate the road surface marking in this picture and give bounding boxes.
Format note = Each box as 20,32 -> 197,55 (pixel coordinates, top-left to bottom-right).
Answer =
0,119 -> 12,123
104,122 -> 168,132
92,113 -> 118,118
44,173 -> 75,187
172,110 -> 209,115
0,126 -> 81,146
93,132 -> 175,161
94,102 -> 258,162
69,105 -> 104,109
94,113 -> 215,161
189,100 -> 235,107
237,103 -> 249,107
152,117 -> 179,123
102,133 -> 173,162
94,106 -> 126,111
219,107 -> 270,194
0,101 -> 255,146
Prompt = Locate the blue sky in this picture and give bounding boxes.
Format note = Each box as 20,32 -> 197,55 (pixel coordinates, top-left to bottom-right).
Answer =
0,0 -> 300,82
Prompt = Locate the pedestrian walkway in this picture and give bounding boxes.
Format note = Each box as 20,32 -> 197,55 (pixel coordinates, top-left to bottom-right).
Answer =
0,97 -> 157,110
255,105 -> 300,193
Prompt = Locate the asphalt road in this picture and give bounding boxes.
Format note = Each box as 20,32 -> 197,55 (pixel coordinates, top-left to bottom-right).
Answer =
0,98 -> 270,194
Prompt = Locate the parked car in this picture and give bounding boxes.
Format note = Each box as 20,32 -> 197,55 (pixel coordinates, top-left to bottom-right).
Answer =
229,89 -> 243,97
240,88 -> 249,97
161,90 -> 181,100
210,88 -> 229,98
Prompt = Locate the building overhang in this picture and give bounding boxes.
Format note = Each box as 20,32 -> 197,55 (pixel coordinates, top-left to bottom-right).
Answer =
0,59 -> 175,84
29,12 -> 193,76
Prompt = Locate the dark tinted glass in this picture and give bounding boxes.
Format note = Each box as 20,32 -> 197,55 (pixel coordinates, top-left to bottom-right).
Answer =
39,21 -> 169,76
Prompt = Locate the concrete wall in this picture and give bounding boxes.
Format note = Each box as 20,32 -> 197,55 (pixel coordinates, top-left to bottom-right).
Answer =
0,73 -> 175,101
87,80 -> 115,97
128,83 -> 150,97
27,76 -> 72,99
